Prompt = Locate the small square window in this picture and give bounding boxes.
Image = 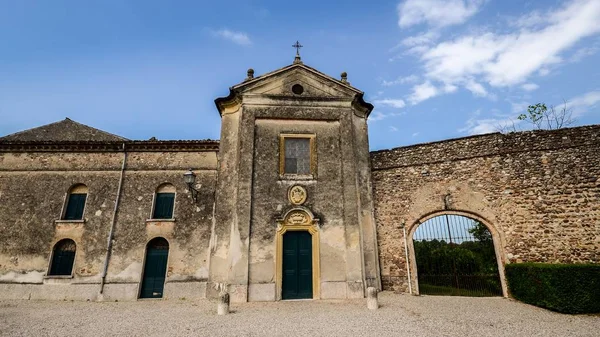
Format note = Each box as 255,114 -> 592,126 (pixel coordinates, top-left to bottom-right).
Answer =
279,134 -> 316,178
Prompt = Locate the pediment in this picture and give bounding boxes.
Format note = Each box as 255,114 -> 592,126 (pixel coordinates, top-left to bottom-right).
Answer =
234,64 -> 360,99
215,62 -> 373,116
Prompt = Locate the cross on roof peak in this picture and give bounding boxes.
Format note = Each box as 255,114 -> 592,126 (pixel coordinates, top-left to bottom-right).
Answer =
292,41 -> 303,55
292,40 -> 303,64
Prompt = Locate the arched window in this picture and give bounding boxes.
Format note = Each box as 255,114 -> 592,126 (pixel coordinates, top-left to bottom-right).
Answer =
152,184 -> 175,219
62,184 -> 88,220
48,239 -> 76,276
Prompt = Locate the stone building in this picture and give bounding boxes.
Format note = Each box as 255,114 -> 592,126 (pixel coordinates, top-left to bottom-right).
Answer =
1,56 -> 598,302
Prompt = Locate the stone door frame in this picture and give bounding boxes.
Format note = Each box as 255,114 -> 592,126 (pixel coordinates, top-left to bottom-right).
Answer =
275,207 -> 321,300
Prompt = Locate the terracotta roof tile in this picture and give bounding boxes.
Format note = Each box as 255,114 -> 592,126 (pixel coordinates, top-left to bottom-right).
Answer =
0,118 -> 129,142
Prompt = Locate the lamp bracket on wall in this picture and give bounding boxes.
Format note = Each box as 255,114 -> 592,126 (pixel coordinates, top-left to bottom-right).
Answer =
183,169 -> 200,203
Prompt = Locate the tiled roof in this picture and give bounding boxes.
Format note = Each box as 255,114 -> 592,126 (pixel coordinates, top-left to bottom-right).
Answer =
0,118 -> 129,142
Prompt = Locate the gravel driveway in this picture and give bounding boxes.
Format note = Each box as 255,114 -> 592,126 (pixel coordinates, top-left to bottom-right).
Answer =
1,292 -> 598,337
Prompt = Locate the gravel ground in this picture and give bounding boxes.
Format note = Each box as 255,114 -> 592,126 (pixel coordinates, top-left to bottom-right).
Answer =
1,292 -> 598,337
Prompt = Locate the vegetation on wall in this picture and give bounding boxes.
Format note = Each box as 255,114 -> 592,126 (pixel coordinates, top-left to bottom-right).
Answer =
497,101 -> 576,132
506,263 -> 600,314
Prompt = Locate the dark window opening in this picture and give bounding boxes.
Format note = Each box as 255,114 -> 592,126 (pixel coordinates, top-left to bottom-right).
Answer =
153,193 -> 175,219
292,84 -> 304,95
284,138 -> 311,175
63,193 -> 87,220
49,239 -> 76,276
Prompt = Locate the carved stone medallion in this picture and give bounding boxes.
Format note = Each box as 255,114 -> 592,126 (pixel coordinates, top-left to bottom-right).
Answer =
288,185 -> 307,205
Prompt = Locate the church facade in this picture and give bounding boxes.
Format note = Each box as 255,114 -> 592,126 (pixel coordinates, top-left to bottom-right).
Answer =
1,58 -> 599,302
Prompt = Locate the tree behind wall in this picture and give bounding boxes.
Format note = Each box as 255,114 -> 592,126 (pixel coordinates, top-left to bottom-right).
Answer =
497,101 -> 575,133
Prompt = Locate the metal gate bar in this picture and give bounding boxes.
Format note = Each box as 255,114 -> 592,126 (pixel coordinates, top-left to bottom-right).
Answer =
413,215 -> 502,297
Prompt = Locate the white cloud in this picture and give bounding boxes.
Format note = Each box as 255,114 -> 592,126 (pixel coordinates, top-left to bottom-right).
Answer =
569,45 -> 599,63
521,83 -> 539,91
569,90 -> 600,117
510,101 -> 530,114
408,81 -> 439,105
458,109 -> 520,135
464,79 -> 488,97
368,110 -> 406,122
459,114 -> 520,135
407,81 -> 459,104
402,0 -> 600,104
382,75 -> 419,86
374,98 -> 406,108
538,68 -> 551,76
397,0 -> 484,28
389,126 -> 399,132
401,31 -> 440,47
508,10 -> 547,29
210,29 -> 252,46
412,132 -> 420,137
459,117 -> 514,134
443,83 -> 458,93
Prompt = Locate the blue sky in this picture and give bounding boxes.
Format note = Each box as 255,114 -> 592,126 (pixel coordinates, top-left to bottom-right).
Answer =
0,0 -> 599,150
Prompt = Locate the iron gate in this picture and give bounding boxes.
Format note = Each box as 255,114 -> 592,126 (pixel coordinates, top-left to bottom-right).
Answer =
413,214 -> 502,297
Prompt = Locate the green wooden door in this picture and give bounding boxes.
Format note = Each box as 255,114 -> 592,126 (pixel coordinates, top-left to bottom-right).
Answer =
140,238 -> 169,299
282,231 -> 313,300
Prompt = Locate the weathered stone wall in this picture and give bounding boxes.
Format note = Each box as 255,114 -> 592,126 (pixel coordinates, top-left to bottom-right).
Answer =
210,64 -> 379,302
371,125 -> 600,293
0,148 -> 218,300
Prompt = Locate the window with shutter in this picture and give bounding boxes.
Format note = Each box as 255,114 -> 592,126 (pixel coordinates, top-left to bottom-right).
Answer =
48,239 -> 76,276
64,193 -> 87,220
153,193 -> 175,219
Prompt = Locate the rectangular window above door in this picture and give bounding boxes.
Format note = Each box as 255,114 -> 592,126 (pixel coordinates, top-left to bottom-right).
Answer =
279,134 -> 316,178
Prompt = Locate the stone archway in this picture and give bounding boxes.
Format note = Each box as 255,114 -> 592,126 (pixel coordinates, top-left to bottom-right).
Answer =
407,210 -> 508,297
275,207 -> 321,300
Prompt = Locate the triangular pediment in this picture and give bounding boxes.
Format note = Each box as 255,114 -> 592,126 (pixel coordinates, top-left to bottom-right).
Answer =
215,61 -> 373,116
233,63 -> 361,99
0,118 -> 129,142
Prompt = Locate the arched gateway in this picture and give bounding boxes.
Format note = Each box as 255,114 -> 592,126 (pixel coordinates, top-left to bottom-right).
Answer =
410,212 -> 505,297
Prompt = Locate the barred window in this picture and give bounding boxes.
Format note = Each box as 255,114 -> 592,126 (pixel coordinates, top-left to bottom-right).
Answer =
152,184 -> 175,219
63,184 -> 87,220
48,239 -> 76,276
280,134 -> 315,177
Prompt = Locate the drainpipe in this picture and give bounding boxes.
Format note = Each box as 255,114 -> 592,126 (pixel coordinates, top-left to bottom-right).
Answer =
401,220 -> 413,294
99,143 -> 127,295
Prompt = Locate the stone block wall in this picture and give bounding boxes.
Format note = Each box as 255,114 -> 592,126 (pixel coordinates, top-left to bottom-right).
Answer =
370,125 -> 600,293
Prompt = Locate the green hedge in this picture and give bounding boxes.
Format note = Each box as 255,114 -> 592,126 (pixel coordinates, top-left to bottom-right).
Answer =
506,263 -> 600,314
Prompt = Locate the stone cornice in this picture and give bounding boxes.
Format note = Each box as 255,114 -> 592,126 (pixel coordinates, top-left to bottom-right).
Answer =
0,140 -> 220,152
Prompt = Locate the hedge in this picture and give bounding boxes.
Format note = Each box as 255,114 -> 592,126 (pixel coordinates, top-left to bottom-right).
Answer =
506,263 -> 600,314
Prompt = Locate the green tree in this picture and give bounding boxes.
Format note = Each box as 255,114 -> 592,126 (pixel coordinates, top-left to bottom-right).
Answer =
517,101 -> 575,130
468,221 -> 492,242
497,101 -> 575,133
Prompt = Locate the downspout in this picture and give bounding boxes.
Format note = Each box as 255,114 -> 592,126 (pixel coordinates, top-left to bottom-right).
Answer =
402,220 -> 413,294
99,143 -> 127,295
